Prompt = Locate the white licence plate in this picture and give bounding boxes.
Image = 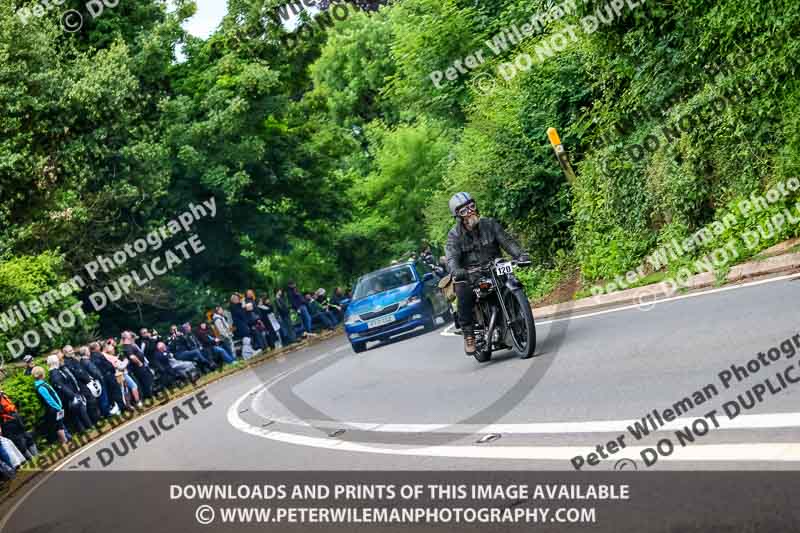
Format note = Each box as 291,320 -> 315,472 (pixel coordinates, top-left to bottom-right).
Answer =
368,314 -> 396,329
495,262 -> 514,276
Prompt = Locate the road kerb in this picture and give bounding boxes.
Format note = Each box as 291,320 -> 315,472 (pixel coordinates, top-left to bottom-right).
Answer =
534,252 -> 800,320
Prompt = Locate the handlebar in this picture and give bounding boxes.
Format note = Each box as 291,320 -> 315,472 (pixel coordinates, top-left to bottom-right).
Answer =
466,258 -> 531,274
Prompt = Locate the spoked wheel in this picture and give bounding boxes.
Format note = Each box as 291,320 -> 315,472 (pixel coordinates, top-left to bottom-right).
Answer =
506,289 -> 536,358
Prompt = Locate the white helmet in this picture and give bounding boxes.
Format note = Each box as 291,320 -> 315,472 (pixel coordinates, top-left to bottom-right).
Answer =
448,192 -> 474,217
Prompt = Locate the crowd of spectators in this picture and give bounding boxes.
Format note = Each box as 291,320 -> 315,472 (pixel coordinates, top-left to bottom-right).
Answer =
0,281 -> 349,482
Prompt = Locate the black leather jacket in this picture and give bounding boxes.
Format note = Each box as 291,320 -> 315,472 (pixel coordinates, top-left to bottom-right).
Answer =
445,217 -> 524,273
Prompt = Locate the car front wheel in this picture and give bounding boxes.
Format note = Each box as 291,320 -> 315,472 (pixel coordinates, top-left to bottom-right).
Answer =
351,341 -> 366,353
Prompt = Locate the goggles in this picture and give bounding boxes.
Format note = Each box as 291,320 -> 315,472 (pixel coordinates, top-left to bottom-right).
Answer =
456,201 -> 477,217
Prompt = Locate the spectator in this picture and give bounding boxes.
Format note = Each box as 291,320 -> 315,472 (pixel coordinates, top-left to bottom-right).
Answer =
22,355 -> 34,376
79,346 -> 111,417
102,343 -> 142,410
149,342 -> 184,389
47,354 -> 94,434
121,331 -> 154,400
316,288 -> 342,323
421,246 -> 434,266
195,322 -> 236,365
0,441 -> 14,480
273,288 -> 296,345
172,324 -> 217,373
137,328 -> 159,366
138,328 -> 173,392
288,281 -> 313,338
211,306 -> 236,357
32,366 -> 67,444
62,346 -> 102,425
154,342 -> 197,386
244,290 -> 268,351
90,342 -> 123,416
331,287 -> 347,316
0,388 -> 37,460
257,297 -> 281,349
305,292 -> 336,331
230,294 -> 255,359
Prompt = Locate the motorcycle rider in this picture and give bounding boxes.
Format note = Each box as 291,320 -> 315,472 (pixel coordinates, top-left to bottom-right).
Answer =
445,192 -> 530,355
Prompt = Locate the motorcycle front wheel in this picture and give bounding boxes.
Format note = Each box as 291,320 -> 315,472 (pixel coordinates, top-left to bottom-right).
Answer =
506,289 -> 536,358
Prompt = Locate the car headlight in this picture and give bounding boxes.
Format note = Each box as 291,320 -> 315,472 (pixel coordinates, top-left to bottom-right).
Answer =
398,295 -> 421,308
345,315 -> 363,326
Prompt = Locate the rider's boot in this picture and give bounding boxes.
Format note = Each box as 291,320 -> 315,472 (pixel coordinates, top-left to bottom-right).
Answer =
463,330 -> 476,356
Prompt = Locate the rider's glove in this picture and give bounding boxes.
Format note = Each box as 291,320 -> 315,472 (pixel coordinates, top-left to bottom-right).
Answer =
453,268 -> 468,282
517,254 -> 531,265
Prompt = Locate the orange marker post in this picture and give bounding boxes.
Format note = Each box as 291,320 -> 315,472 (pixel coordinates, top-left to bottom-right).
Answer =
547,127 -> 576,185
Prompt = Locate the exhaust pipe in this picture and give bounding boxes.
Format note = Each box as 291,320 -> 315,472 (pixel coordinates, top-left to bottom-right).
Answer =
485,307 -> 498,349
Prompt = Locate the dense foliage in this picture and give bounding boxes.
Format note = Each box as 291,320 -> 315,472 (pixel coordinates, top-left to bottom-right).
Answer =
1,0 -> 798,355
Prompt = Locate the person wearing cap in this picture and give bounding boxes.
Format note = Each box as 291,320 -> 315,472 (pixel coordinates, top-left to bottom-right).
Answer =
22,356 -> 34,375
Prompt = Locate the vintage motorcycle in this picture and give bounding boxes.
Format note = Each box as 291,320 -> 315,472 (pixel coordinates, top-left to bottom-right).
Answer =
466,257 -> 536,362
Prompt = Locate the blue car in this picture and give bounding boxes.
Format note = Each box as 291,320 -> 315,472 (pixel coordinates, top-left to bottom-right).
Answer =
344,261 -> 451,353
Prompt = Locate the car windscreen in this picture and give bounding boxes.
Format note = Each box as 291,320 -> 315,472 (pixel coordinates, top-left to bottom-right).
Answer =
352,266 -> 416,300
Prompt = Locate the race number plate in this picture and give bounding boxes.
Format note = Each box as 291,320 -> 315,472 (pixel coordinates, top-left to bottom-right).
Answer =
495,261 -> 514,276
368,314 -> 396,329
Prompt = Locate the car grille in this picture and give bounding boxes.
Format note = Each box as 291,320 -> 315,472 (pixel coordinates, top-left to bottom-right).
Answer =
359,303 -> 399,321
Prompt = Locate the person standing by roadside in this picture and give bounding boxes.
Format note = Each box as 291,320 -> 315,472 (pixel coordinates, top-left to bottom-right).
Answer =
121,332 -> 154,400
79,346 -> 110,417
62,346 -> 102,425
90,342 -> 123,415
244,290 -> 269,351
274,288 -> 297,345
257,296 -> 281,349
230,293 -> 255,359
212,306 -> 236,358
102,343 -> 142,410
47,354 -> 94,434
32,366 -> 67,444
22,355 -> 35,375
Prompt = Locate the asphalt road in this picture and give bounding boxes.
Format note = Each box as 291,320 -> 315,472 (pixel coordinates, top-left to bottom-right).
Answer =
5,275 -> 800,533
39,274 -> 800,472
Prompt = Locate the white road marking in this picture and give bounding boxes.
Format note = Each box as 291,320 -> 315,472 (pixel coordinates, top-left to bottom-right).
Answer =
237,405 -> 800,435
440,272 -> 800,336
232,373 -> 800,463
229,399 -> 800,462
